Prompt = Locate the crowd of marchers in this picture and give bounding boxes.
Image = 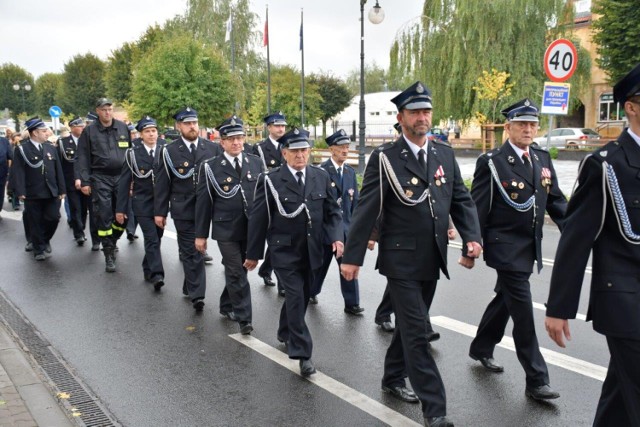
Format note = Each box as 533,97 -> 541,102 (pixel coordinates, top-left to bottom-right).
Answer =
3,64 -> 640,427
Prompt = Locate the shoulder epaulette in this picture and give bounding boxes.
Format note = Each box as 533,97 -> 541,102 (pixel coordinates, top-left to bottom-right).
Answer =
433,139 -> 452,148
482,147 -> 502,158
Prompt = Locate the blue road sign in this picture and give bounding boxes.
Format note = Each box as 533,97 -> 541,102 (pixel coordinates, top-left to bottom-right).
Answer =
540,82 -> 570,115
49,105 -> 62,118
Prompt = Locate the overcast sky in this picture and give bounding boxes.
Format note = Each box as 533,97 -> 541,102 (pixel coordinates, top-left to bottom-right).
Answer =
1,0 -> 424,80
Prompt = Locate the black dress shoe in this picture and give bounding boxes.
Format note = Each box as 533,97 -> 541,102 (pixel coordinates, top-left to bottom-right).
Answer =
278,289 -> 286,297
299,359 -> 316,377
193,299 -> 205,311
203,251 -> 213,263
34,253 -> 46,261
426,331 -> 441,342
525,384 -> 560,401
376,320 -> 395,332
75,235 -> 86,246
127,233 -> 138,242
240,322 -> 253,335
152,277 -> 165,291
220,310 -> 237,321
469,353 -> 504,373
381,385 -> 419,403
91,243 -> 100,251
309,296 -> 318,305
277,335 -> 287,343
424,416 -> 454,427
261,275 -> 276,286
45,243 -> 52,253
344,305 -> 365,315
25,242 -> 33,252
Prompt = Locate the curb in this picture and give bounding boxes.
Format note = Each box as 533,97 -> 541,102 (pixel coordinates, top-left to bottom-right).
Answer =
0,322 -> 74,427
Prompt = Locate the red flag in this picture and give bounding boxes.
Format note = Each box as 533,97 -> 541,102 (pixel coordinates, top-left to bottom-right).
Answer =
263,18 -> 269,47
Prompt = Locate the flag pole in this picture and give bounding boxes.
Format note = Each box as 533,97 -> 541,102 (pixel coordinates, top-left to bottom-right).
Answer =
266,5 -> 271,114
300,8 -> 305,127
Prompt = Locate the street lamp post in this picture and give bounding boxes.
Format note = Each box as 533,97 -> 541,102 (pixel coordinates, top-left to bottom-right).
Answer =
12,81 -> 32,130
358,0 -> 384,174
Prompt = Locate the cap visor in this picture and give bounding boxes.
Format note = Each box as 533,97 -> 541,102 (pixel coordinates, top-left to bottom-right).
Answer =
285,141 -> 310,149
510,115 -> 539,122
403,101 -> 433,110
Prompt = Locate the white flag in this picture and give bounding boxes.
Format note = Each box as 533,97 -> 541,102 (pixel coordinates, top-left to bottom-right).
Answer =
225,16 -> 232,42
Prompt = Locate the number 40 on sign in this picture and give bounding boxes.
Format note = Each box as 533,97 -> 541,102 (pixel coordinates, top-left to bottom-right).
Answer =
544,38 -> 578,83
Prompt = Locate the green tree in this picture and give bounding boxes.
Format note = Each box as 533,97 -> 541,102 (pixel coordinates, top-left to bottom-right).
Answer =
105,42 -> 136,103
592,0 -> 640,84
344,63 -> 390,97
0,63 -> 35,116
308,74 -> 352,139
59,53 -> 106,116
129,35 -> 238,126
389,0 -> 590,123
34,73 -> 63,117
472,69 -> 515,123
247,65 -> 322,129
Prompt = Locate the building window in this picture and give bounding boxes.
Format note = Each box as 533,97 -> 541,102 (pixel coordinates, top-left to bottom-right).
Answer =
599,93 -> 625,122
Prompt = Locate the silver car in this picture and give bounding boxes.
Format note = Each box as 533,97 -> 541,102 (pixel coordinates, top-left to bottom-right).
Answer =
533,128 -> 601,149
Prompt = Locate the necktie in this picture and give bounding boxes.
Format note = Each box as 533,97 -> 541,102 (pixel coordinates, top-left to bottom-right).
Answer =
296,171 -> 304,192
337,166 -> 343,186
149,149 -> 154,158
522,152 -> 532,170
190,143 -> 196,154
234,157 -> 242,176
418,148 -> 427,172
37,144 -> 43,154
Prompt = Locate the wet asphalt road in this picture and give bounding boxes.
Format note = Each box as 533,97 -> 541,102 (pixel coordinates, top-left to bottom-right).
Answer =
0,202 -> 607,427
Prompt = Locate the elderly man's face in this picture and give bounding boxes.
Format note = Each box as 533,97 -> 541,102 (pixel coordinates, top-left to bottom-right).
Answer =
282,147 -> 309,171
505,120 -> 538,150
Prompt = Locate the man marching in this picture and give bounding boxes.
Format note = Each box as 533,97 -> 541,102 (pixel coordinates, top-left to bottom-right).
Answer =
195,116 -> 262,334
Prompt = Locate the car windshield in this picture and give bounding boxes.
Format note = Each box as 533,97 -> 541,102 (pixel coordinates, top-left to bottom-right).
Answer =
581,129 -> 599,136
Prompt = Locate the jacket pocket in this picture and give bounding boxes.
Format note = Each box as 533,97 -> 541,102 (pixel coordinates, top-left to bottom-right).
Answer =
269,234 -> 291,246
380,237 -> 416,250
591,274 -> 639,335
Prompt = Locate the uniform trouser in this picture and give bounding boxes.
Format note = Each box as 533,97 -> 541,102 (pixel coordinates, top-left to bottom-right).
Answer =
376,283 -> 435,334
469,270 -> 549,387
126,197 -> 137,236
259,247 -> 283,292
24,198 -> 60,255
382,278 -> 446,418
0,175 -> 6,211
66,189 -> 85,239
22,208 -> 31,242
276,267 -> 314,360
80,193 -> 98,245
311,244 -> 359,307
174,219 -> 206,301
137,216 -> 164,280
217,240 -> 252,323
91,174 -> 127,250
593,336 -> 640,427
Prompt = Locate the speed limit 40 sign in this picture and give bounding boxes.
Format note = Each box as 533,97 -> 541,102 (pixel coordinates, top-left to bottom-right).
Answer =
544,39 -> 578,82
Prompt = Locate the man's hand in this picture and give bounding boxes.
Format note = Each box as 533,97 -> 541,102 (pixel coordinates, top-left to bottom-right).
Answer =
458,256 -> 475,269
341,264 -> 360,281
58,194 -> 66,200
81,185 -> 91,196
18,195 -> 25,201
115,213 -> 126,224
244,259 -> 258,271
448,228 -> 457,240
545,316 -> 571,348
367,240 -> 376,251
195,237 -> 207,254
154,216 -> 166,229
332,241 -> 344,258
74,179 -> 81,190
466,241 -> 482,258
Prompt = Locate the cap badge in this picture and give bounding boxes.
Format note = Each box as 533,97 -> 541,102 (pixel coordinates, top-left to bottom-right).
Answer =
416,83 -> 425,94
524,100 -> 530,106
186,107 -> 191,112
294,129 -> 300,135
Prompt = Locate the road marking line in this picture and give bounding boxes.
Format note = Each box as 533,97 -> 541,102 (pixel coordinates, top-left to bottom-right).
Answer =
1,211 -> 22,221
532,301 -> 587,321
430,316 -> 606,382
448,241 -> 592,274
229,334 -> 422,427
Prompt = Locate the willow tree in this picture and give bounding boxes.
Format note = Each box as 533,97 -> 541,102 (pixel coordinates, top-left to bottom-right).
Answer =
389,0 -> 591,123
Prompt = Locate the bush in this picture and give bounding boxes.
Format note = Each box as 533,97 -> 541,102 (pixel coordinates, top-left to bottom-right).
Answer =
548,147 -> 559,159
312,139 -> 328,149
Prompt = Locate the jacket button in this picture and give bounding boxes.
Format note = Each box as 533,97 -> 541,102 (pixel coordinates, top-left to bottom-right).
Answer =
607,282 -> 612,287
634,200 -> 639,205
396,243 -> 400,247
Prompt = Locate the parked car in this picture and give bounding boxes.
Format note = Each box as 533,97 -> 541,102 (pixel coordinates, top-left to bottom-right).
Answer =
533,127 -> 600,149
428,127 -> 448,142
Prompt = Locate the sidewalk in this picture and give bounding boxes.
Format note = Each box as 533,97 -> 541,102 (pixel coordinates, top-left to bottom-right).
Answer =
0,322 -> 74,427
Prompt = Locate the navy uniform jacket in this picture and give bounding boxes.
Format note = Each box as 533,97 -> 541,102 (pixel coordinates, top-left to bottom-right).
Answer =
154,137 -> 222,221
343,137 -> 481,280
246,165 -> 343,271
319,159 -> 359,243
12,141 -> 66,199
547,131 -> 640,339
116,143 -> 164,217
253,138 -> 282,171
471,141 -> 567,273
195,153 -> 263,241
57,135 -> 80,190
0,136 -> 11,179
